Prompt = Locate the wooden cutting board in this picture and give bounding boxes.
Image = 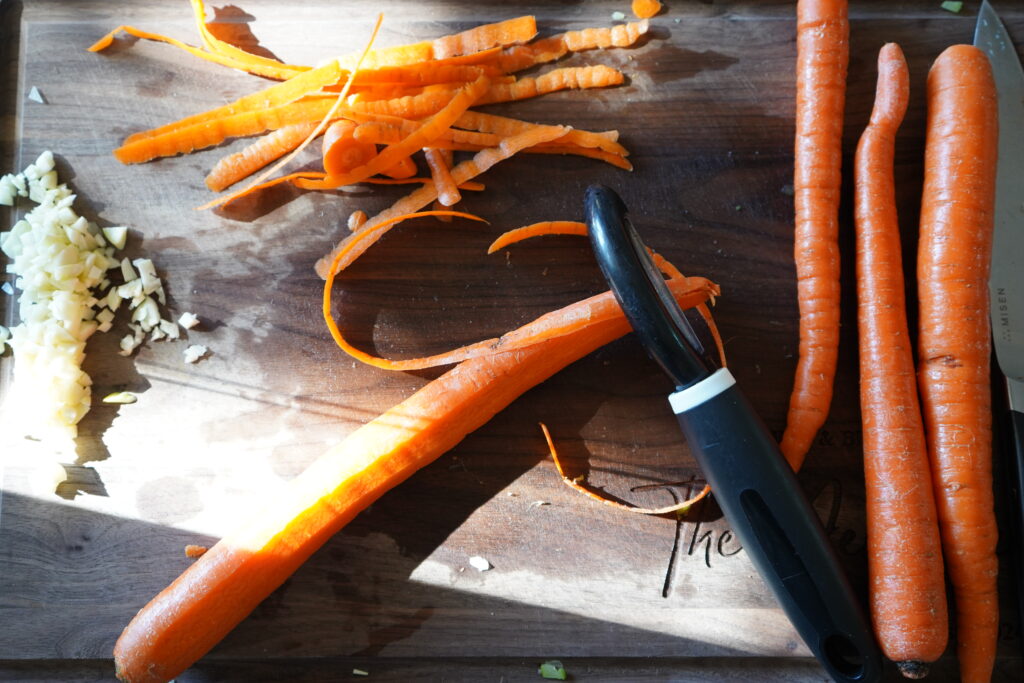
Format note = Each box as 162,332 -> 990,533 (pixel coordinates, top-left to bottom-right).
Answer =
1,1 -> 1022,680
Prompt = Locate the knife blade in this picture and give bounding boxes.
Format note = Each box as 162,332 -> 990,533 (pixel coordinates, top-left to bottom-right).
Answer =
975,0 -> 1024,641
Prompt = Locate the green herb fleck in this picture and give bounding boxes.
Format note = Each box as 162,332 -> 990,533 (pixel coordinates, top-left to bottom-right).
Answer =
538,660 -> 567,680
941,1 -> 963,13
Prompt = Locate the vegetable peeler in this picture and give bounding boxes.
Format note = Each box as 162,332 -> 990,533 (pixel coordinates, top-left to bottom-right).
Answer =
584,185 -> 882,683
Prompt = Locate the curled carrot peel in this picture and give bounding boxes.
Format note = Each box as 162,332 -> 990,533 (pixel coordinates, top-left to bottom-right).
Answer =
295,73 -> 491,191
197,15 -> 385,211
855,43 -> 948,675
322,120 -> 377,175
189,0 -> 307,80
487,221 -> 588,253
325,225 -> 719,372
781,0 -> 849,471
315,124 -> 569,278
88,25 -> 274,75
89,1 -> 308,81
918,44 -> 998,683
540,423 -> 711,515
487,220 -> 728,369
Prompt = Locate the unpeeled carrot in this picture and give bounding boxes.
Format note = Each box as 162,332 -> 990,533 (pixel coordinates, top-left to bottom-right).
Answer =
917,44 -> 999,683
113,274 -> 718,683
855,43 -> 947,677
780,0 -> 849,471
205,121 -> 320,192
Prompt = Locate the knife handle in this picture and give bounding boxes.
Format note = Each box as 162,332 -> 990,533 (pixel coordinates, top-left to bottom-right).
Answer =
1001,407 -> 1024,656
669,368 -> 881,683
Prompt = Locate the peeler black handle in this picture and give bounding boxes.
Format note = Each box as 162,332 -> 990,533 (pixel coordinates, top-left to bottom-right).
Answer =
671,368 -> 881,683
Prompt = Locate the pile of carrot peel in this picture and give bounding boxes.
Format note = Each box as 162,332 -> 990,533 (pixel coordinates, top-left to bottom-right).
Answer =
90,0 -> 650,281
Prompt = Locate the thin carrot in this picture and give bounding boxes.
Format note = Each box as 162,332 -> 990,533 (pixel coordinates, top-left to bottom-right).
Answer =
205,122 -> 320,192
113,273 -> 718,683
424,148 -> 461,206
632,0 -> 663,19
431,15 -> 538,60
780,0 -> 849,471
475,64 -> 624,105
314,124 -> 569,278
855,43 -> 947,677
917,44 -> 999,683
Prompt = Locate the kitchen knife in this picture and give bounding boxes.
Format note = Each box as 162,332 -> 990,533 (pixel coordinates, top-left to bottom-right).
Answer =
974,0 -> 1024,637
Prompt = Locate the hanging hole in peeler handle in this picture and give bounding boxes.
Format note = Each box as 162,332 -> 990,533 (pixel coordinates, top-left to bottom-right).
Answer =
823,633 -> 867,679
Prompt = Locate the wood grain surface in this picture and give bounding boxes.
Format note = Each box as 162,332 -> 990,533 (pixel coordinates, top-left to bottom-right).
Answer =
1,1 -> 1022,681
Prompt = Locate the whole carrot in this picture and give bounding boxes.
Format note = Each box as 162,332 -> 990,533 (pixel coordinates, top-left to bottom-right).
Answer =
917,44 -> 999,683
855,43 -> 947,677
112,276 -> 718,683
781,0 -> 849,470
